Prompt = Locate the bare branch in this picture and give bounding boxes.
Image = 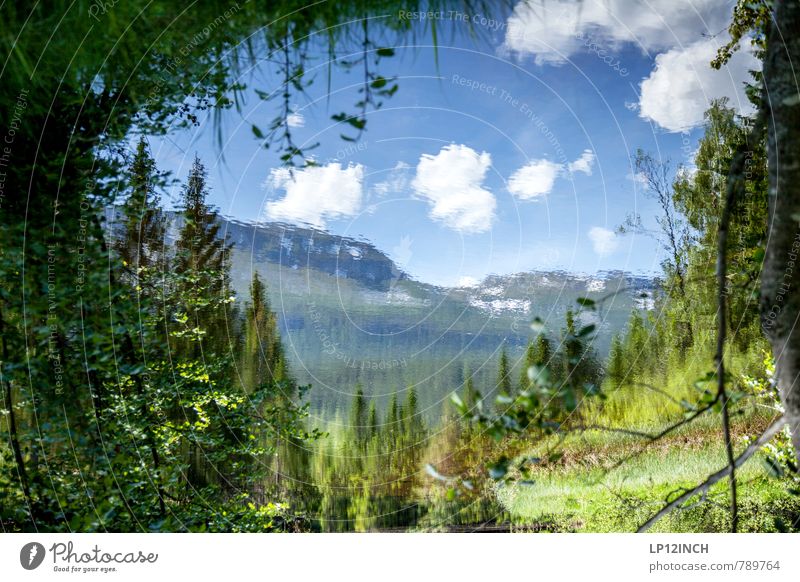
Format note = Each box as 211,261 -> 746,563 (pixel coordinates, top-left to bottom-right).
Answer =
636,415 -> 786,532
571,424 -> 657,439
600,398 -> 719,475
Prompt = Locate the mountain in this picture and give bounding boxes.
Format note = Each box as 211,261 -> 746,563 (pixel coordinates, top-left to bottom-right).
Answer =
220,218 -> 657,416
223,219 -> 405,292
106,207 -> 656,415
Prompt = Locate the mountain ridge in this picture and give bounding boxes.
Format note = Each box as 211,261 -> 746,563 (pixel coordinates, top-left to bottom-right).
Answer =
106,207 -> 656,413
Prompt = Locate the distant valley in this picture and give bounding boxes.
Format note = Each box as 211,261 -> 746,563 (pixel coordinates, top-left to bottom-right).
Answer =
219,219 -> 657,416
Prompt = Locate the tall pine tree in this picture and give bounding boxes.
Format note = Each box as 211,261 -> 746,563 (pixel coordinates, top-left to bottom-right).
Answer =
241,271 -> 286,394
350,384 -> 367,442
172,155 -> 234,357
496,345 -> 513,396
114,137 -> 166,286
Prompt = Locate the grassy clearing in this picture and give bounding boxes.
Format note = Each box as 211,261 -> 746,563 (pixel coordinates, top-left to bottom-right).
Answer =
493,340 -> 800,533
590,340 -> 771,428
498,415 -> 800,532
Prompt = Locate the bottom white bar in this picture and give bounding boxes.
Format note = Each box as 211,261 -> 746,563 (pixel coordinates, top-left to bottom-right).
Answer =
1,533 -> 798,581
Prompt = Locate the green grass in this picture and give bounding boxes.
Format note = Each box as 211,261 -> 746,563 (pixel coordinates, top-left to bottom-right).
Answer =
496,339 -> 800,533
589,338 -> 771,428
498,424 -> 800,532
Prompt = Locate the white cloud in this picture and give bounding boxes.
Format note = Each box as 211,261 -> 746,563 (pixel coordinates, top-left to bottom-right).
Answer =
508,159 -> 561,199
503,0 -> 731,65
411,144 -> 496,233
508,151 -> 594,199
286,111 -> 305,128
373,161 -> 411,197
502,0 -> 757,132
626,171 -> 648,186
639,37 -> 759,132
567,149 -> 595,175
588,226 -> 620,257
265,163 -> 364,228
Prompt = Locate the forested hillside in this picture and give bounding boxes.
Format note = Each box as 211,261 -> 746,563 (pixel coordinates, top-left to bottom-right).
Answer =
1,0 -> 799,534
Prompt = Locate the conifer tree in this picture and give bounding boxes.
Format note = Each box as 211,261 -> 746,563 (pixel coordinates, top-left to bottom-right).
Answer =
607,334 -> 626,389
114,137 -> 166,286
557,309 -> 601,411
535,334 -> 553,367
462,363 -> 476,411
368,401 -> 379,438
519,335 -> 553,391
169,156 -> 242,490
563,309 -> 580,380
241,271 -> 284,394
386,393 -> 399,436
173,155 -> 233,356
523,334 -> 554,389
519,341 -> 536,391
496,345 -> 513,395
404,386 -> 422,436
350,384 -> 367,442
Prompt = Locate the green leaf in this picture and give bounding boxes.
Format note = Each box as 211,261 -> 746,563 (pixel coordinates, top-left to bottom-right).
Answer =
346,117 -> 366,130
251,124 -> 264,139
576,297 -> 595,308
370,76 -> 388,89
376,47 -> 395,57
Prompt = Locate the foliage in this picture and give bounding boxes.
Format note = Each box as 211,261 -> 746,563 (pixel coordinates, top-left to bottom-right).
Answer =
0,149 -> 316,531
307,387 -> 431,531
448,302 -> 603,484
742,353 -> 799,483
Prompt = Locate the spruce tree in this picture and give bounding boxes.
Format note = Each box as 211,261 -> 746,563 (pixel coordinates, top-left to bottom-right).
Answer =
115,136 -> 166,286
607,334 -> 626,389
535,334 -> 553,367
386,393 -> 399,435
241,271 -> 284,394
563,309 -> 580,380
496,345 -> 512,395
404,386 -> 422,436
170,156 -> 240,490
368,401 -> 379,438
350,384 -> 367,442
522,334 -> 554,388
462,363 -> 476,410
173,155 -> 233,356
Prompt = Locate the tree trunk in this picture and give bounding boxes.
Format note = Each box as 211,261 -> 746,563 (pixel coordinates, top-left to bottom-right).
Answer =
762,0 -> 800,463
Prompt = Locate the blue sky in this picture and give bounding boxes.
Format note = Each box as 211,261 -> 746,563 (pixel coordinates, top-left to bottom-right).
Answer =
149,0 -> 756,287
